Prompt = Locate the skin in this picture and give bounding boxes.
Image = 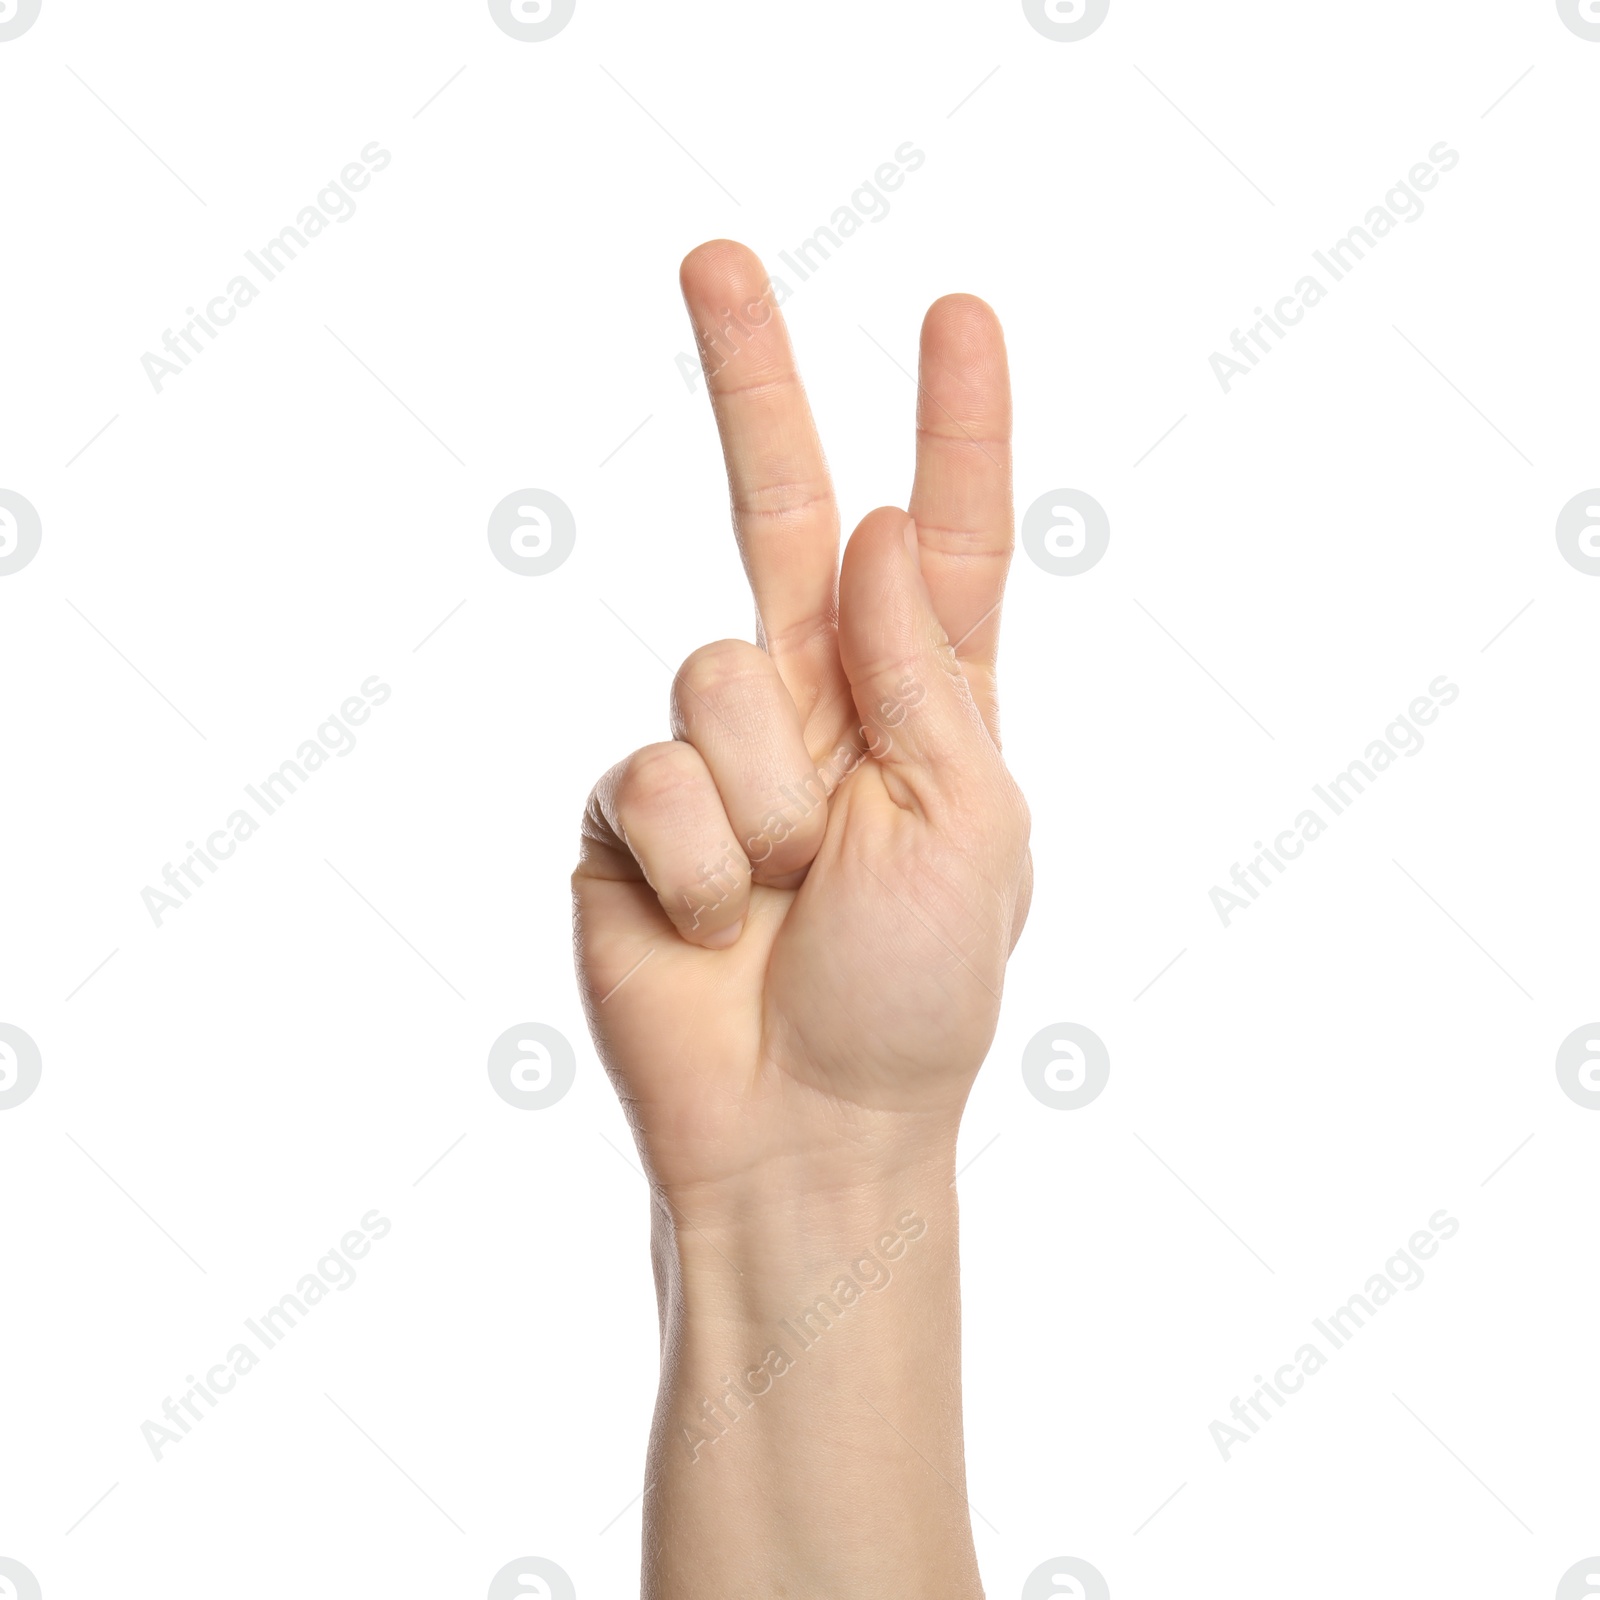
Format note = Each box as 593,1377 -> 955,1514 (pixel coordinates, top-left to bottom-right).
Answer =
572,239 -> 1031,1599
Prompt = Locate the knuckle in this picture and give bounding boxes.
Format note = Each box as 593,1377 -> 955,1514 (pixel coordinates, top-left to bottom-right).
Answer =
730,475 -> 836,523
616,742 -> 701,817
760,610 -> 838,657
707,365 -> 795,402
678,637 -> 762,693
674,639 -> 772,724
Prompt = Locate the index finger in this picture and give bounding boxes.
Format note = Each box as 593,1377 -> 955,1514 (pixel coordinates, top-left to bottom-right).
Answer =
681,241 -> 840,699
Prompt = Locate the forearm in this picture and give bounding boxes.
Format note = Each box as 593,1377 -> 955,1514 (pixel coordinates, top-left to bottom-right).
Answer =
641,1147 -> 984,1599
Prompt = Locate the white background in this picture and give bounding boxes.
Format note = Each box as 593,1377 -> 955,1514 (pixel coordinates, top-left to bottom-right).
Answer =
2,2 -> 1598,1596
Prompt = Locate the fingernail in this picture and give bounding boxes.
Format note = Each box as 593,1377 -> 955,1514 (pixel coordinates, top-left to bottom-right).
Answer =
702,918 -> 744,949
903,516 -> 922,571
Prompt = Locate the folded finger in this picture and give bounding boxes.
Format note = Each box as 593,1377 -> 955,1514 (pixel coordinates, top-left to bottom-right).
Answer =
582,742 -> 750,948
671,639 -> 829,887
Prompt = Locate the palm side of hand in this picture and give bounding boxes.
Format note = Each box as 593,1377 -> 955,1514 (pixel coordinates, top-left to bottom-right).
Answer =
573,241 -> 1029,1202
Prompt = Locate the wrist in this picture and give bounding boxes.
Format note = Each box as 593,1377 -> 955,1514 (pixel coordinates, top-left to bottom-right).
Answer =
651,1146 -> 963,1467
653,1129 -> 960,1319
663,1168 -> 955,1329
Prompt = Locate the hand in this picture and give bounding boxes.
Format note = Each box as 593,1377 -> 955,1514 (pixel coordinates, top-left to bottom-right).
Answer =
573,240 -> 1031,1217
572,239 -> 1028,1599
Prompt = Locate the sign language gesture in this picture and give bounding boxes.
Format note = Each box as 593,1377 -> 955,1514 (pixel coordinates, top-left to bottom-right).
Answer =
572,239 -> 1030,1597
574,238 -> 1031,1205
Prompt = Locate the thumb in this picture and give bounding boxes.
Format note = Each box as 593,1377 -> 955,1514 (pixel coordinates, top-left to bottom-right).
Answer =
836,506 -> 993,801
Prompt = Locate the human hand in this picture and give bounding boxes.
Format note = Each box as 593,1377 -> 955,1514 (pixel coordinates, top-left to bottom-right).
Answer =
573,240 -> 1031,1225
574,238 -> 1028,1598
